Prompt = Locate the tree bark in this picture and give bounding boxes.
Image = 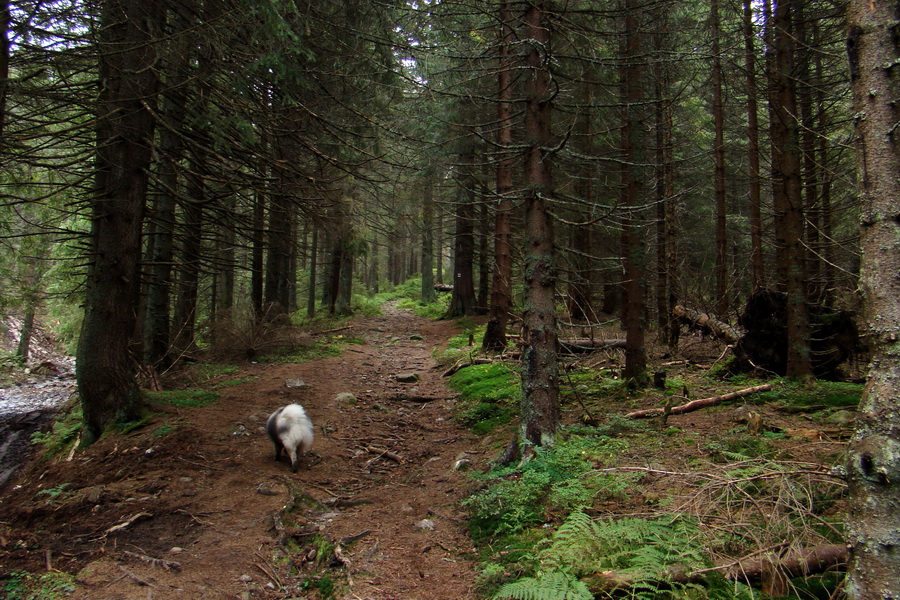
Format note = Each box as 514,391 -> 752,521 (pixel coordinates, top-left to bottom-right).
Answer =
769,0 -> 812,380
743,0 -> 764,291
446,143 -> 478,318
620,0 -> 647,385
845,1 -> 900,596
483,0 -> 515,351
654,12 -> 677,346
520,1 -> 559,448
77,0 -> 163,441
711,0 -> 729,317
172,158 -> 203,354
144,8 -> 191,368
0,0 -> 10,143
421,171 -> 436,304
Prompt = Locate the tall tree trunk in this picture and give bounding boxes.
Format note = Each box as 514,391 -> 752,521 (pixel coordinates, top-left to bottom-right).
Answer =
172,161 -> 203,354
0,0 -> 10,142
796,5 -> 820,302
77,0 -> 163,441
569,111 -> 594,324
711,0 -> 728,316
264,166 -> 294,315
421,171 -> 436,304
520,1 -> 559,448
307,225 -> 318,317
251,187 -> 265,317
483,0 -> 515,351
769,0 -> 812,379
477,196 -> 490,311
744,0 -> 764,290
815,30 -> 835,305
654,14 -> 677,346
435,204 -> 444,285
845,2 -> 900,596
15,258 -> 39,362
620,0 -> 647,385
446,144 -> 477,317
335,236 -> 353,316
144,8 -> 191,368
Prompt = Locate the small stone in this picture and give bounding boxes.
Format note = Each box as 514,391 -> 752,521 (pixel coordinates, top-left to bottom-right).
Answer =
452,459 -> 472,472
396,372 -> 420,383
239,574 -> 253,583
410,334 -> 424,341
415,518 -> 435,531
334,392 -> 357,404
285,379 -> 309,389
825,410 -> 856,426
170,547 -> 184,554
85,486 -> 103,504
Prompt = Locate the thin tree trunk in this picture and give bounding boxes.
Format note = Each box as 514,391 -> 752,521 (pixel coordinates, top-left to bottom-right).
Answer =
483,0 -> 515,351
144,9 -> 190,368
620,0 -> 647,385
845,1 -> 900,595
711,0 -> 728,316
307,225 -> 318,317
446,144 -> 477,318
654,14 -> 676,346
421,172 -> 436,304
520,1 -> 559,448
769,0 -> 812,379
0,0 -> 10,142
251,188 -> 265,317
744,0 -> 764,290
477,195 -> 490,311
172,162 -> 203,354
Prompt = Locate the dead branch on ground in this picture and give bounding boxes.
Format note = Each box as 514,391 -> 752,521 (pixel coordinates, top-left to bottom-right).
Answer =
625,384 -> 773,419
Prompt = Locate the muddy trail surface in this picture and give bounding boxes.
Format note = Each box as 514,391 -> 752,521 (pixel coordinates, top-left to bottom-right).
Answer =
0,304 -> 485,599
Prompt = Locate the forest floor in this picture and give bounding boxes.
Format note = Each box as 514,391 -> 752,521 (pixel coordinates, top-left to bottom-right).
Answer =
0,303 -> 859,599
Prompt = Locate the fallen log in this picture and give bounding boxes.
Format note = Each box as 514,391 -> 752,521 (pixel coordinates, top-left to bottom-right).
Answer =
559,338 -> 626,353
673,305 -> 741,345
583,543 -> 846,593
625,384 -> 773,419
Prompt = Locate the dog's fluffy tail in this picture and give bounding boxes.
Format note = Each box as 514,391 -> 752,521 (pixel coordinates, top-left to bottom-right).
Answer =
266,404 -> 314,472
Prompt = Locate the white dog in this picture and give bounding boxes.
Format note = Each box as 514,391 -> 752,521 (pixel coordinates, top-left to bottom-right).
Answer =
266,404 -> 314,473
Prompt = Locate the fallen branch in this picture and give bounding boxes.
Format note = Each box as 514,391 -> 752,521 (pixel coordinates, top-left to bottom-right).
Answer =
311,325 -> 351,336
625,384 -> 774,419
114,565 -> 156,588
102,512 -> 153,537
559,338 -> 626,353
365,446 -> 403,464
121,550 -> 181,571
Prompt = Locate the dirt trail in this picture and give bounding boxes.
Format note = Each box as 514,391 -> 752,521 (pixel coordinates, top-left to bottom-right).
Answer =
0,304 -> 485,599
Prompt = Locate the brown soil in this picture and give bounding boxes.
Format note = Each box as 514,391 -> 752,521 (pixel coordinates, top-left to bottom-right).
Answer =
0,304 -> 858,599
0,304 -> 483,599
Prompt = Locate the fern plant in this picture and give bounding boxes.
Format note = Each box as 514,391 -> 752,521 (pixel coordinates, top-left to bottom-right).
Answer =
495,570 -> 592,600
494,511 -> 753,600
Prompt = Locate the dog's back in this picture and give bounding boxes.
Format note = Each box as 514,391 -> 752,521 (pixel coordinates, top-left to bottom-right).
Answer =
267,404 -> 313,472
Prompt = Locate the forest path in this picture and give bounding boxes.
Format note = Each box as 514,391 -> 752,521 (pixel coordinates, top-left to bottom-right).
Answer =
1,303 -> 485,599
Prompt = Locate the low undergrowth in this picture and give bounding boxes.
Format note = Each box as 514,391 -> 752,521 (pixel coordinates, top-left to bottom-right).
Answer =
453,361 -> 851,600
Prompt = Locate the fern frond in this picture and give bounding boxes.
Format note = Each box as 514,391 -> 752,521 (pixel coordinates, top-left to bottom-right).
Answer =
494,571 -> 592,600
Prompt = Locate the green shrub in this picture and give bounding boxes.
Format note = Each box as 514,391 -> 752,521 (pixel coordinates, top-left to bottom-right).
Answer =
464,436 -> 630,539
30,401 -> 83,459
3,570 -> 76,600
